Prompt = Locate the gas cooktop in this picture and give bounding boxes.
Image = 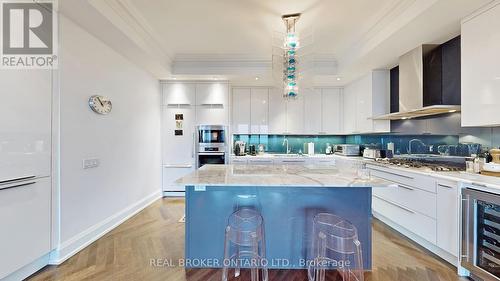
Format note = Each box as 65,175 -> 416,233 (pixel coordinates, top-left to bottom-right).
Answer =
375,158 -> 466,172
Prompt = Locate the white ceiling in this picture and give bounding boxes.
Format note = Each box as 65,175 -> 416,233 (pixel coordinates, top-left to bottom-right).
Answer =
130,0 -> 398,57
61,0 -> 492,85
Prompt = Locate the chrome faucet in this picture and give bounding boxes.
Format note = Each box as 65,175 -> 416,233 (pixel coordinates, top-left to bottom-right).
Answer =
408,139 -> 426,155
282,138 -> 291,154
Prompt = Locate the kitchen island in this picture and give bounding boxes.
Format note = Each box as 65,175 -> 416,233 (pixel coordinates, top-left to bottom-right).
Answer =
176,164 -> 395,270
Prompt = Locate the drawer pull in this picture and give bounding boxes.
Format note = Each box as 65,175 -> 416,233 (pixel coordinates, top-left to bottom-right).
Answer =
471,182 -> 487,188
0,175 -> 36,185
373,195 -> 415,214
0,181 -> 36,191
369,168 -> 414,180
438,183 -> 454,189
398,184 -> 414,191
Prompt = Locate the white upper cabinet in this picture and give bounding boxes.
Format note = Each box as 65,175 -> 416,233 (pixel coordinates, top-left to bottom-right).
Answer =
195,83 -> 229,125
304,89 -> 322,134
268,88 -> 287,134
196,105 -> 228,126
343,87 -> 357,134
343,70 -> 390,134
285,94 -> 305,134
321,88 -> 342,134
250,88 -> 269,134
231,88 -> 251,134
195,83 -> 229,106
461,2 -> 500,127
162,83 -> 196,105
231,87 -> 342,135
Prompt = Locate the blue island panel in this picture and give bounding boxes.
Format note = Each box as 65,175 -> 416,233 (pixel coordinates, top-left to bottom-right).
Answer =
185,186 -> 372,270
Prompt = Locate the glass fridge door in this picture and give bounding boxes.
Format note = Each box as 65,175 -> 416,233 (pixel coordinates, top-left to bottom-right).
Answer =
477,200 -> 500,278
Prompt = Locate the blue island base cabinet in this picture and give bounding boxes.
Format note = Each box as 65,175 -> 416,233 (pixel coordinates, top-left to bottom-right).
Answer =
185,185 -> 372,270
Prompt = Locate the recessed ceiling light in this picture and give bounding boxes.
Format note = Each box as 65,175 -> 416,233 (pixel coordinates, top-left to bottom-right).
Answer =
172,77 -> 177,80
336,77 -> 341,81
255,77 -> 259,81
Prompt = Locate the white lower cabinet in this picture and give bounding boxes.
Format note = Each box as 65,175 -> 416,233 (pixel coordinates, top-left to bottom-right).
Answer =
162,165 -> 195,192
229,158 -> 248,165
274,158 -> 307,165
0,177 -> 51,279
311,158 -> 336,166
230,156 -> 335,166
372,195 -> 437,244
436,179 -> 459,257
369,164 -> 459,264
247,158 -> 274,165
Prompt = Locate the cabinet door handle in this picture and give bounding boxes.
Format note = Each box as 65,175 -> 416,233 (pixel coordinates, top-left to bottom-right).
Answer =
369,168 -> 414,180
0,181 -> 36,191
398,184 -> 414,191
461,196 -> 470,263
192,132 -> 195,158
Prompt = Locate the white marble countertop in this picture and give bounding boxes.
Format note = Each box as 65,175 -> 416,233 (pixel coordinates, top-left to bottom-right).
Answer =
366,161 -> 500,191
176,164 -> 396,188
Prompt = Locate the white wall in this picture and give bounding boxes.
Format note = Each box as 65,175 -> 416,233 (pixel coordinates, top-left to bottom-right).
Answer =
55,16 -> 161,261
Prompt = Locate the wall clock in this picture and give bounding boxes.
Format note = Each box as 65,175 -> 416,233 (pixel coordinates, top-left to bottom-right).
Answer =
88,95 -> 112,115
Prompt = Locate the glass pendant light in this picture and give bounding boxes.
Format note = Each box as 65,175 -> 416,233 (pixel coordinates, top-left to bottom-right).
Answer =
281,13 -> 301,99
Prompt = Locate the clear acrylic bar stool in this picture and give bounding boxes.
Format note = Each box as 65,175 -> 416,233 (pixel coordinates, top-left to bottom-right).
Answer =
308,213 -> 364,281
222,208 -> 268,281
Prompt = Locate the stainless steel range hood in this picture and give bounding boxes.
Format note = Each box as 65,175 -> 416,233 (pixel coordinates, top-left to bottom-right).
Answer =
373,45 -> 461,120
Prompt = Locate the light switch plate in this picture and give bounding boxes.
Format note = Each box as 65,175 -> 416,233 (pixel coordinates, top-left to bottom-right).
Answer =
83,158 -> 100,169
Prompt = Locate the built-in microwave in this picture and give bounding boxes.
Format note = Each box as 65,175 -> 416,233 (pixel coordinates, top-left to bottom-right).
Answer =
198,125 -> 225,144
196,125 -> 227,168
462,188 -> 500,281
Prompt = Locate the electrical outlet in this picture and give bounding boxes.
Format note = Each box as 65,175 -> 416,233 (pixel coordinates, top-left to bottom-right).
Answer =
83,158 -> 100,169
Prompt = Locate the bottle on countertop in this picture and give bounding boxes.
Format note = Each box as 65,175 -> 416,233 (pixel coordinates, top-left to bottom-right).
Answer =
472,154 -> 481,174
325,143 -> 333,155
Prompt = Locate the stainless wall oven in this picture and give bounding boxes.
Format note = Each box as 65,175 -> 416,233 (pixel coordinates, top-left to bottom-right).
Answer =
462,188 -> 500,281
196,125 -> 227,168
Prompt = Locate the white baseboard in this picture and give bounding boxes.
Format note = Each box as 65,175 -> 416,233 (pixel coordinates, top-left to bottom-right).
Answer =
1,253 -> 50,281
373,212 -> 461,272
48,190 -> 162,265
163,191 -> 185,197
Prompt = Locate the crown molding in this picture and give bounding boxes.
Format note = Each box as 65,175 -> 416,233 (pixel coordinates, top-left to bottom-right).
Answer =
88,0 -> 172,73
172,54 -> 337,76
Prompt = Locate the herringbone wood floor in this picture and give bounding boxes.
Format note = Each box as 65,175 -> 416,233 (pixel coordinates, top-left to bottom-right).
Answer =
27,198 -> 469,281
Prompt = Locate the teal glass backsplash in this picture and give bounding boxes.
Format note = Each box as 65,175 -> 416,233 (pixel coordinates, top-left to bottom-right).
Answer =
233,134 -> 460,155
